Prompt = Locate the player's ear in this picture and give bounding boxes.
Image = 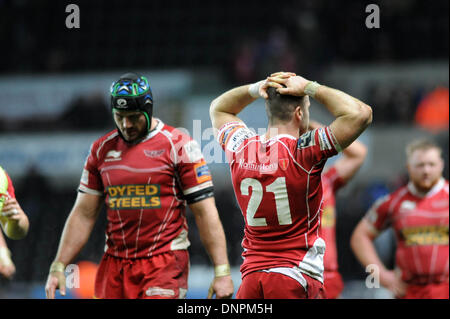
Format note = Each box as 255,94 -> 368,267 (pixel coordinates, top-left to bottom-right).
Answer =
294,106 -> 303,121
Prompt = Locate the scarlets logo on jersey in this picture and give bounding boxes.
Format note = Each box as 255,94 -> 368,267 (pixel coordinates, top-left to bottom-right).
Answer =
107,184 -> 161,209
400,225 -> 449,246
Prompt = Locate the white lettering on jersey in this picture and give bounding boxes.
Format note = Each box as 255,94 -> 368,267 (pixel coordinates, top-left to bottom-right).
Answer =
238,159 -> 278,174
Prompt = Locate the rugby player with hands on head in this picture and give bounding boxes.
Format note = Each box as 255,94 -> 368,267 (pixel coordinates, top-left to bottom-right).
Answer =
210,71 -> 372,298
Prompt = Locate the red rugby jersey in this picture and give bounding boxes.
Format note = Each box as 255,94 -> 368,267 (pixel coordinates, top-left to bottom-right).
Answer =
365,178 -> 449,284
217,121 -> 340,282
79,119 -> 214,259
320,166 -> 346,272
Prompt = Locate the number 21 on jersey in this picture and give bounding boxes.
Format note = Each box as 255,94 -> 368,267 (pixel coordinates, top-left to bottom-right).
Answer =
240,177 -> 293,226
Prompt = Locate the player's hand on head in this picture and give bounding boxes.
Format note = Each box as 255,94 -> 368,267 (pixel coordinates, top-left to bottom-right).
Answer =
259,71 -> 297,99
267,74 -> 310,97
270,71 -> 296,78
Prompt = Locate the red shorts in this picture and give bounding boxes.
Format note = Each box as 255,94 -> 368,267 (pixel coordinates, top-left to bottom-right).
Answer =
320,270 -> 344,299
94,250 -> 189,299
401,281 -> 449,299
236,268 -> 323,299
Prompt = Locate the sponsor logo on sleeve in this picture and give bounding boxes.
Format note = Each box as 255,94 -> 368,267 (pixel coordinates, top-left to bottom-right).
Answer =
106,184 -> 161,209
194,161 -> 212,183
226,128 -> 255,153
219,126 -> 235,146
318,128 -> 333,151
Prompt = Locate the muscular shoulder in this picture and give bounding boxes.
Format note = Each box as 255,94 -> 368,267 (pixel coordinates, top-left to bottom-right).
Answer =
89,129 -> 120,160
158,123 -> 204,164
160,123 -> 192,143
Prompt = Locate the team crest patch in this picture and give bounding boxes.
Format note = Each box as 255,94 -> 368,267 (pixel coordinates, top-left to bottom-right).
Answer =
279,158 -> 289,171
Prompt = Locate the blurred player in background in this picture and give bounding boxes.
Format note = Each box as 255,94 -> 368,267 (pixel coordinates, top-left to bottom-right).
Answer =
210,71 -> 372,298
0,166 -> 30,279
307,121 -> 368,299
45,73 -> 233,299
351,139 -> 449,299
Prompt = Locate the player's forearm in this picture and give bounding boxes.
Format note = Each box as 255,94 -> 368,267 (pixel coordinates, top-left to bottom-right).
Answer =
52,210 -> 97,266
315,86 -> 371,123
210,85 -> 256,128
191,199 -> 230,266
316,86 -> 372,149
350,222 -> 387,272
197,218 -> 230,267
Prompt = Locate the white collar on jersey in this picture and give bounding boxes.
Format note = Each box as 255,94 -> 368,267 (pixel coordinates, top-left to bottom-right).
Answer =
259,133 -> 297,144
140,118 -> 164,142
407,177 -> 445,198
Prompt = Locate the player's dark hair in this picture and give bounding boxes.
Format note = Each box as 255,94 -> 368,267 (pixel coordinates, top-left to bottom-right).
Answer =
265,87 -> 306,124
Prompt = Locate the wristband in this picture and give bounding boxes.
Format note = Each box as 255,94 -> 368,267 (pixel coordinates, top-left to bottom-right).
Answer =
248,80 -> 265,98
0,247 -> 12,267
304,81 -> 321,98
50,261 -> 66,273
214,264 -> 231,277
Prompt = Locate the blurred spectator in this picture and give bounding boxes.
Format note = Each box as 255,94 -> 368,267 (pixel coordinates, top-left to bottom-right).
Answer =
255,27 -> 298,80
232,38 -> 258,84
414,87 -> 449,133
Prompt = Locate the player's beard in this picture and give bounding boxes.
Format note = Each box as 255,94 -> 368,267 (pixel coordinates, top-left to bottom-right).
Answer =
117,125 -> 149,144
412,174 -> 441,193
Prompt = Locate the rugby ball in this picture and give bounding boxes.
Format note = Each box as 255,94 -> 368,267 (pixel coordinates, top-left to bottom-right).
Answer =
0,167 -> 8,213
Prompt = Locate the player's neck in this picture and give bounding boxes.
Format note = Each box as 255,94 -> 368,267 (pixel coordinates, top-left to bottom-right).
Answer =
266,123 -> 300,140
150,118 -> 159,131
